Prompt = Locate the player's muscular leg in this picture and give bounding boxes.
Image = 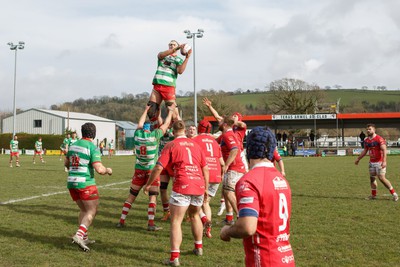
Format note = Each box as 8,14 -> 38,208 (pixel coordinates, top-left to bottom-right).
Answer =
370,176 -> 377,189
148,90 -> 162,121
80,199 -> 99,227
170,205 -> 188,250
188,205 -> 203,241
378,175 -> 393,190
149,90 -> 162,105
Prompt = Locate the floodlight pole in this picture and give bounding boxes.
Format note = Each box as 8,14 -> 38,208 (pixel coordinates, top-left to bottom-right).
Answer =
184,29 -> 204,124
336,98 -> 341,149
7,41 -> 25,138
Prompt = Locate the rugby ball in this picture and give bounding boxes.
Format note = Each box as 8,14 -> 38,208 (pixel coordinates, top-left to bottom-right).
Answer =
181,44 -> 191,56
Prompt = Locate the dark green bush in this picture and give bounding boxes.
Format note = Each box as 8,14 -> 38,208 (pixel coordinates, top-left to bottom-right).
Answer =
0,133 -> 64,150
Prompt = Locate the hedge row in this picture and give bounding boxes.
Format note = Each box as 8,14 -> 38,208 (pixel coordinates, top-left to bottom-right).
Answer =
0,133 -> 64,150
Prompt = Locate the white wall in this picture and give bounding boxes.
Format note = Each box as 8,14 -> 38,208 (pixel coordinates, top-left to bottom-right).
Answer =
68,119 -> 115,145
2,110 -> 63,134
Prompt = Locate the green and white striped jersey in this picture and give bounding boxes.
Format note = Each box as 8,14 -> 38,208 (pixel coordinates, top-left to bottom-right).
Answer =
10,140 -> 19,152
61,138 -> 69,149
134,129 -> 164,171
69,138 -> 78,146
152,55 -> 184,87
159,129 -> 174,153
35,141 -> 43,151
66,138 -> 101,189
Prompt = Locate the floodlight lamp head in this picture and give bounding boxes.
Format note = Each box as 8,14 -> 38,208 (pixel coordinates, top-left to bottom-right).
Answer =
196,33 -> 203,38
184,29 -> 190,34
198,29 -> 204,33
18,45 -> 24,49
19,41 -> 25,45
186,34 -> 193,39
7,42 -> 13,46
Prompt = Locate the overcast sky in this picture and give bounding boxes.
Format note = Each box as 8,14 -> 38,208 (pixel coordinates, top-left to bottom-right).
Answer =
1,0 -> 400,111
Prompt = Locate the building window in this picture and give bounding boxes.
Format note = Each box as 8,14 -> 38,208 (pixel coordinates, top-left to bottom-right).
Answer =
34,120 -> 42,128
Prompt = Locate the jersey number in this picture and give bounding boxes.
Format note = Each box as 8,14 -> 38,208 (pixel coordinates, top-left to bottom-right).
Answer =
206,143 -> 214,157
185,147 -> 193,164
71,155 -> 80,167
140,145 -> 147,155
278,193 -> 289,232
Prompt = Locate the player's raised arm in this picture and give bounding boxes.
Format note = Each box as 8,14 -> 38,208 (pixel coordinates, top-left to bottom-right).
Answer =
137,105 -> 151,130
177,48 -> 191,75
158,42 -> 182,60
202,97 -> 223,122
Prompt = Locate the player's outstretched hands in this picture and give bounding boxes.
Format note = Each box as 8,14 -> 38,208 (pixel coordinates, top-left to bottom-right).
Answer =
220,225 -> 231,242
202,97 -> 212,107
186,48 -> 192,58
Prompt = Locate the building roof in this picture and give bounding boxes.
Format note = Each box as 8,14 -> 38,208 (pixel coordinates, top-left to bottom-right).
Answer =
204,112 -> 400,122
30,108 -> 114,122
116,121 -> 137,130
204,112 -> 400,130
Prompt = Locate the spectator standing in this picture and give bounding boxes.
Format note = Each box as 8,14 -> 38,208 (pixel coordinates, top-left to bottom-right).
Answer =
359,131 -> 366,148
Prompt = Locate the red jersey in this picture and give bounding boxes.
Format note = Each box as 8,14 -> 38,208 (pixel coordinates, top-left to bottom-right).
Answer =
193,134 -> 222,184
233,124 -> 247,150
236,162 -> 295,267
220,129 -> 246,173
364,134 -> 385,163
157,136 -> 207,195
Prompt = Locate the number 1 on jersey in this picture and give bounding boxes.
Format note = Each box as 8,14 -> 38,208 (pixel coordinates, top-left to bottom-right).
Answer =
185,147 -> 193,164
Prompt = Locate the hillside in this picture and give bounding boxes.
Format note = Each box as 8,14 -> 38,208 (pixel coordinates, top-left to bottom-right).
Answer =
4,89 -> 396,124
178,89 -> 400,113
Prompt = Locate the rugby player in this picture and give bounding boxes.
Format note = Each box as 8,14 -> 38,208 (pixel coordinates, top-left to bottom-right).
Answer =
9,135 -> 20,167
66,123 -> 112,252
220,126 -> 295,266
33,137 -> 45,164
116,104 -> 174,230
193,119 -> 224,238
355,123 -> 398,201
144,120 -> 209,266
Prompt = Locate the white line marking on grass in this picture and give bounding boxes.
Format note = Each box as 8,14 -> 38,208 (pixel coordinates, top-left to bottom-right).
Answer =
0,180 -> 131,205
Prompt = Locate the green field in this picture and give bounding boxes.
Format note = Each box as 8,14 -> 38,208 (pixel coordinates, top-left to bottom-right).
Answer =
1,155 -> 400,266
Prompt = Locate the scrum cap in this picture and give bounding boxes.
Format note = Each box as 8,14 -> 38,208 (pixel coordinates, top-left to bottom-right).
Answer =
197,119 -> 212,134
246,126 -> 276,160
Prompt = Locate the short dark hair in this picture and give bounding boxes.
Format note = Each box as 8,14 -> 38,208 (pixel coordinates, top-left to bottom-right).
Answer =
222,116 -> 235,127
173,120 -> 186,133
81,123 -> 96,139
367,123 -> 376,129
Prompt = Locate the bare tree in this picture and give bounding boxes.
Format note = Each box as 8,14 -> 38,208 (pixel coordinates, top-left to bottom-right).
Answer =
267,78 -> 325,114
197,93 -> 244,120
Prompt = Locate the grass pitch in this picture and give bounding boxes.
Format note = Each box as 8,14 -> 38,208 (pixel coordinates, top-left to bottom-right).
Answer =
0,155 -> 399,266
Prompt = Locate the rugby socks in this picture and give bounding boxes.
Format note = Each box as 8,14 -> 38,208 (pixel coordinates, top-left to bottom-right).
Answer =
76,224 -> 88,239
226,212 -> 234,222
119,201 -> 132,224
194,240 -> 203,249
371,189 -> 377,197
389,187 -> 396,195
170,250 -> 180,261
162,202 -> 170,212
200,211 -> 208,225
148,202 -> 156,226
